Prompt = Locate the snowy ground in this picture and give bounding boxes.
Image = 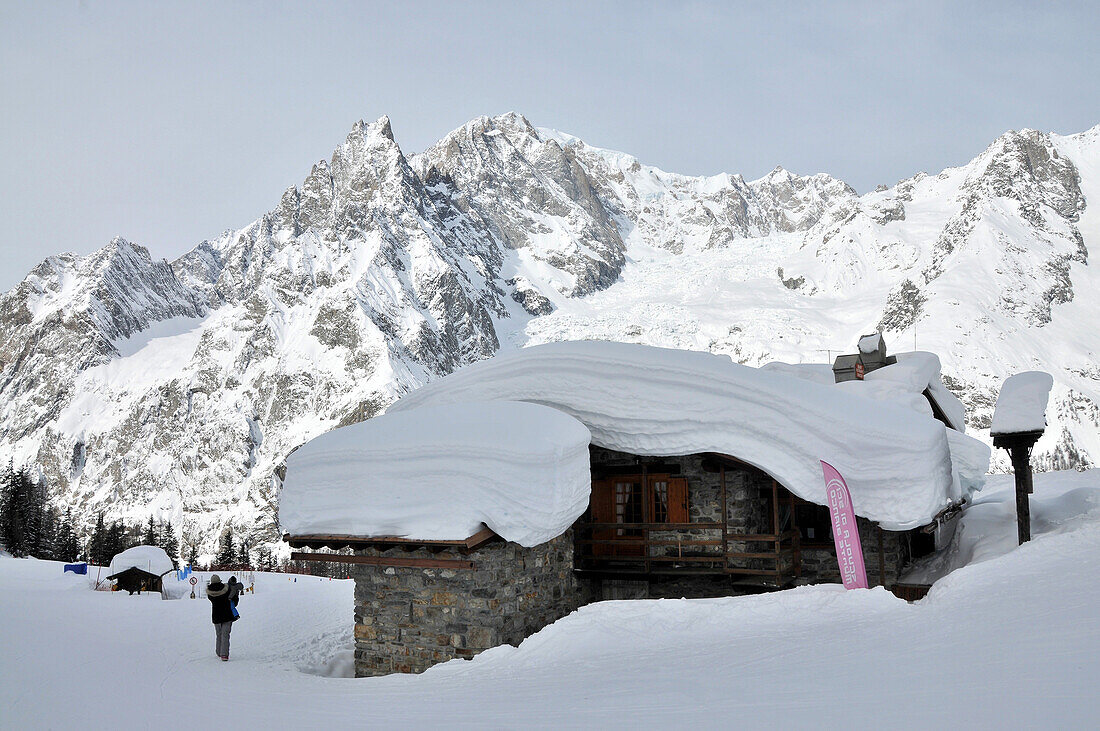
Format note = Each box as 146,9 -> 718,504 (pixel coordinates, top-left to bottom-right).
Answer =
2,470 -> 1098,729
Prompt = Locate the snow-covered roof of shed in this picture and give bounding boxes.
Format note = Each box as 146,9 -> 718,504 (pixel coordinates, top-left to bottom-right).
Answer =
108,546 -> 174,578
279,401 -> 592,546
858,332 -> 885,355
390,341 -> 983,531
991,371 -> 1054,436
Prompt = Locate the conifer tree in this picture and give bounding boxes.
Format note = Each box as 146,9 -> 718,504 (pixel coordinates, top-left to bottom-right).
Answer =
143,516 -> 157,546
158,520 -> 179,568
89,513 -> 107,565
24,472 -> 45,554
236,540 -> 251,569
0,461 -> 19,555
54,508 -> 81,563
104,520 -> 129,561
0,465 -> 39,557
37,506 -> 59,560
255,546 -> 275,572
215,527 -> 235,569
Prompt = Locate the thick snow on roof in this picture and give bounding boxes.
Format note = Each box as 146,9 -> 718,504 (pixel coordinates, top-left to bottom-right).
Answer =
871,352 -> 966,432
757,362 -> 836,386
108,545 -> 174,577
763,351 -> 968,432
391,341 -> 975,530
991,371 -> 1054,436
763,353 -> 986,499
280,401 -> 592,546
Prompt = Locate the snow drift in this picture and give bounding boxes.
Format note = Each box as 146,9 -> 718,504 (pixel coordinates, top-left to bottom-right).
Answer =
279,401 -> 592,546
390,341 -> 980,530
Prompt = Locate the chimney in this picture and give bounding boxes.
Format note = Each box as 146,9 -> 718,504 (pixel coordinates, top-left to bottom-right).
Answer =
832,332 -> 896,383
857,332 -> 887,368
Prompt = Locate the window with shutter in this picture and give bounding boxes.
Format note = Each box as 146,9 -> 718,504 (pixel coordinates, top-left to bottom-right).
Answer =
586,474 -> 691,559
667,477 -> 689,523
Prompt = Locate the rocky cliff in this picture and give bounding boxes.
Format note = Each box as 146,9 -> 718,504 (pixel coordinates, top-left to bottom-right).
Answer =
2,114 -> 1097,556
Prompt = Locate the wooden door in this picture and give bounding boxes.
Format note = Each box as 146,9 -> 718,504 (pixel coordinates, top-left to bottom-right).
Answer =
589,476 -> 644,557
611,477 -> 644,556
590,479 -> 615,556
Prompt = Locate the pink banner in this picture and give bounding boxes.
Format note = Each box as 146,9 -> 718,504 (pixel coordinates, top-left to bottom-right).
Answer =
820,460 -> 869,590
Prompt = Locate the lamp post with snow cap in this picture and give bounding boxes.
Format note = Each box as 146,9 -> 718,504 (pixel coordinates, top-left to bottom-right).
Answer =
990,372 -> 1053,545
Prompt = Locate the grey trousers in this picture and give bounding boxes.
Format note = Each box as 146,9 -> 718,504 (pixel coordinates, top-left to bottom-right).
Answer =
215,621 -> 233,658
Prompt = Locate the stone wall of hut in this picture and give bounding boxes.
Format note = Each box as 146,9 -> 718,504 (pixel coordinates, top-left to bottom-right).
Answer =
795,515 -> 913,588
351,530 -> 590,678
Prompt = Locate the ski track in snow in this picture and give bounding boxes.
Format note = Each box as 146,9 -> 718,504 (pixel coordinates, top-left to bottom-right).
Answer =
2,470 -> 1098,728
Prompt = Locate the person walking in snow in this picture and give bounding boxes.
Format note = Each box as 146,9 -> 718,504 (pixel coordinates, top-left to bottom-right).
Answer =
207,574 -> 239,661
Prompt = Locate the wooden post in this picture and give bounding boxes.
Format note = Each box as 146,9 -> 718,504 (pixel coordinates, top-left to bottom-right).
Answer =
641,462 -> 649,575
1009,446 -> 1033,544
771,480 -> 780,581
993,431 -> 1042,546
720,466 -> 728,569
877,527 -> 885,587
789,491 -> 801,578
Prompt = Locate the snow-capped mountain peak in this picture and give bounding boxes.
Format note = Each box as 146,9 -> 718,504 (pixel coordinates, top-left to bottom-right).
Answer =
2,115 -> 1098,555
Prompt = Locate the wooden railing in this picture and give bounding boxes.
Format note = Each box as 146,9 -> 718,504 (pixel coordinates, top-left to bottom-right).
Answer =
574,522 -> 800,584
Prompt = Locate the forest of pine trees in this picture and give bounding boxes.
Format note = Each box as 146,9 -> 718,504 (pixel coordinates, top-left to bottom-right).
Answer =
0,461 -> 336,576
0,461 -> 185,567
0,462 -> 81,562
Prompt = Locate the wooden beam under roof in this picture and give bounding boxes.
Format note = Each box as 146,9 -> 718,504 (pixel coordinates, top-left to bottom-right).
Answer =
283,524 -> 500,552
290,552 -> 475,569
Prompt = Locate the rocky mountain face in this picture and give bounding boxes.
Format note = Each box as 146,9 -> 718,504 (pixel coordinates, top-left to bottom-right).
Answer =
1,114 -> 1097,557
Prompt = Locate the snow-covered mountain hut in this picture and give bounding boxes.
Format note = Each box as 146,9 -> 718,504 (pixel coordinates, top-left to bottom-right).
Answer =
106,545 -> 175,595
280,400 -> 594,676
281,339 -> 989,677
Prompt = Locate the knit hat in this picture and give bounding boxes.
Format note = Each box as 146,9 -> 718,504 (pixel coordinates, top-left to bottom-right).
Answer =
209,574 -> 222,584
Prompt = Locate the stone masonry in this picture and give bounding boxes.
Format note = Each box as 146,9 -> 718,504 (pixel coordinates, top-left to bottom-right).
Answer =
351,530 -> 590,677
796,515 -> 912,588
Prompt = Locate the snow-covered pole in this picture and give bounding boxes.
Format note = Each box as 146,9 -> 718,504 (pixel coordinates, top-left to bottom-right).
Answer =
990,372 -> 1053,545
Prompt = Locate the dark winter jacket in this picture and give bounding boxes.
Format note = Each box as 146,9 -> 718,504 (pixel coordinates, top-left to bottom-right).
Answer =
207,581 -> 238,624
227,577 -> 242,606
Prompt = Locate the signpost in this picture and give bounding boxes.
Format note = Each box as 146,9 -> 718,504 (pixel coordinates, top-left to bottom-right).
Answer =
189,575 -> 198,599
821,460 -> 868,589
990,371 -> 1053,545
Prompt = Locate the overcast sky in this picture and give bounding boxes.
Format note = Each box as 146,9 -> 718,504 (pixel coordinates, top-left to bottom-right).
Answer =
1,1 -> 1098,291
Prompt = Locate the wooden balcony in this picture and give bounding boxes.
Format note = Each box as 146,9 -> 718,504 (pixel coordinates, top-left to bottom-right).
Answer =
574,479 -> 802,585
574,524 -> 800,583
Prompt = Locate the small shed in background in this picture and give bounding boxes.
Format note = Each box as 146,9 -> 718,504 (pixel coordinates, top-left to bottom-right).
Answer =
106,546 -> 175,595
